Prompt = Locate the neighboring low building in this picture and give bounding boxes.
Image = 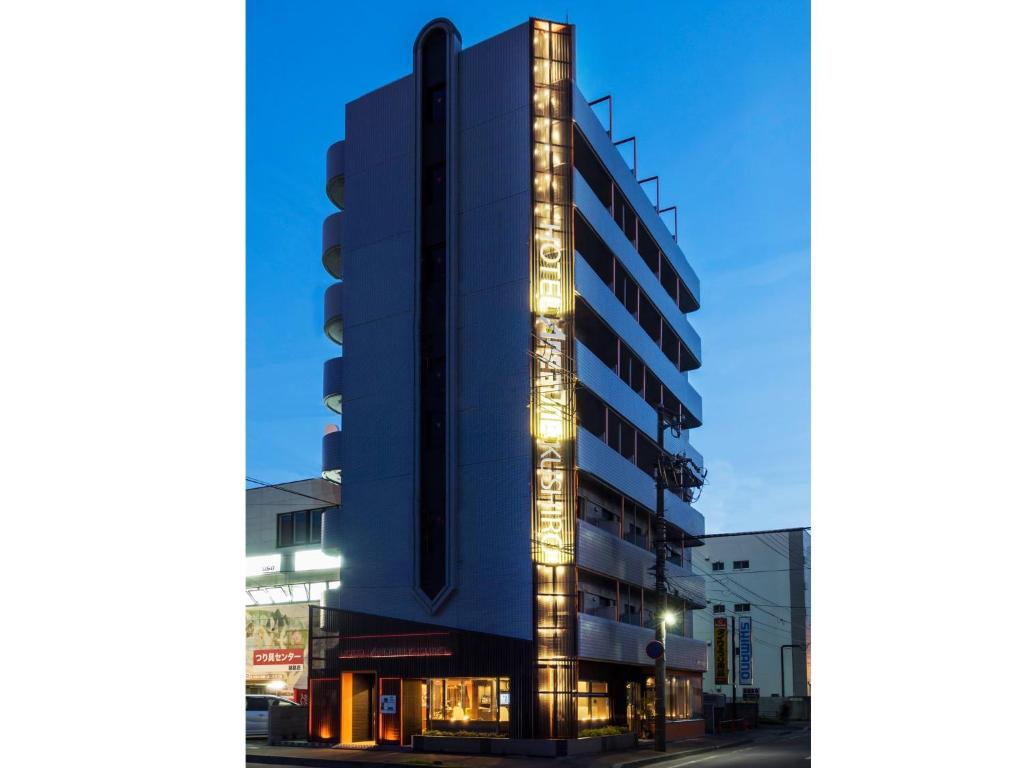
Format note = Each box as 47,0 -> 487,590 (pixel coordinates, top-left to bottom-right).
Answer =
246,478 -> 341,700
692,528 -> 810,703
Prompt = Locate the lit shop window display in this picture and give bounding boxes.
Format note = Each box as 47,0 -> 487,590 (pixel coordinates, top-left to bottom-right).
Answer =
426,677 -> 511,731
576,680 -> 610,721
666,675 -> 702,720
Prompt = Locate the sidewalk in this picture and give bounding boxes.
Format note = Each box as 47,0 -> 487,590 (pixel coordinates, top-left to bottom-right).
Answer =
245,726 -> 804,768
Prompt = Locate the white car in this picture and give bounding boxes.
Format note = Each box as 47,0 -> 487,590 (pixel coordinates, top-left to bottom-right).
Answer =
246,694 -> 297,737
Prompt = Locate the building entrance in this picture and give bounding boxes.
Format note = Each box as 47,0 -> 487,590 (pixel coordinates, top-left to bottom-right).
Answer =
340,672 -> 375,745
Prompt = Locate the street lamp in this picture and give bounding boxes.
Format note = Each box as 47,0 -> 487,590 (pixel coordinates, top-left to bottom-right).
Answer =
663,611 -> 678,627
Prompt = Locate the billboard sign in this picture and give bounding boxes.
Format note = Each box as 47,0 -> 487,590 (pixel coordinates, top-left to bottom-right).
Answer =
246,603 -> 309,691
713,617 -> 729,685
738,616 -> 753,686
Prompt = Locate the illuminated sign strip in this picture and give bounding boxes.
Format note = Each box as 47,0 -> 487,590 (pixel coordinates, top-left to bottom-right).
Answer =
530,17 -> 576,739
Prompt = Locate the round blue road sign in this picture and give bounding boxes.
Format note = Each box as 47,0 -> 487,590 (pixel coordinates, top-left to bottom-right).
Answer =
645,640 -> 665,659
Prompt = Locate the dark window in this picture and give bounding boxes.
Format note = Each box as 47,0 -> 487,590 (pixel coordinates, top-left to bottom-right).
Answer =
636,435 -> 659,479
660,254 -> 678,302
576,301 -> 618,372
713,605 -> 725,614
575,211 -> 614,289
417,27 -> 449,601
734,603 -> 751,612
293,510 -> 308,545
615,269 -> 638,316
620,346 -> 643,395
423,162 -> 445,207
247,697 -> 269,712
310,510 -> 322,544
277,514 -> 294,548
576,387 -> 607,441
277,510 -> 322,548
638,293 -> 661,343
733,560 -> 750,570
426,85 -> 446,124
607,410 -> 636,462
711,561 -> 724,571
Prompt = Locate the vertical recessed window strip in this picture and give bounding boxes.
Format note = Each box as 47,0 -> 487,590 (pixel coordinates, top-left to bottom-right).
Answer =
418,28 -> 448,600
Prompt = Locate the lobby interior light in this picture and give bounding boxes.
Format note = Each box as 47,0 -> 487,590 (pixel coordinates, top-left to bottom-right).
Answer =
265,680 -> 286,692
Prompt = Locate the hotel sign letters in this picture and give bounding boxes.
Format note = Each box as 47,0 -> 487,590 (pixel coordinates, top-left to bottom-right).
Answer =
530,18 -> 576,738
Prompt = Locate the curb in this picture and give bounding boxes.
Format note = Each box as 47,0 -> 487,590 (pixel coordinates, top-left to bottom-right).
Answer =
246,756 -> 451,768
612,738 -> 755,768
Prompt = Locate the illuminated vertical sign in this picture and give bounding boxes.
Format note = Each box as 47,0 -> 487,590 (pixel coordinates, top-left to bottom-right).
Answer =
714,617 -> 729,685
738,616 -> 753,686
530,17 -> 576,739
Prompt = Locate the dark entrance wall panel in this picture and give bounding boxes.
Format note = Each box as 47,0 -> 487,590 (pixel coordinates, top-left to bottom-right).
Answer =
309,606 -> 535,739
309,677 -> 340,743
402,679 -> 424,745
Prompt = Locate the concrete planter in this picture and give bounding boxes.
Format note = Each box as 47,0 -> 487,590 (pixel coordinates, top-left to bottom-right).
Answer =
411,732 -> 637,756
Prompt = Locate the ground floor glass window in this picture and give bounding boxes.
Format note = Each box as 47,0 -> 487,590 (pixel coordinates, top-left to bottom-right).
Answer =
426,677 -> 509,732
577,680 -> 610,722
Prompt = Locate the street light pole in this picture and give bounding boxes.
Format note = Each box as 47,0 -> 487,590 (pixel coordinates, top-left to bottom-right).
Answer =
654,411 -> 667,752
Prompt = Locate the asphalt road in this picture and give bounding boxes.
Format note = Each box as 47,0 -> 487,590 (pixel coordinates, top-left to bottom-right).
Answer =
661,729 -> 810,767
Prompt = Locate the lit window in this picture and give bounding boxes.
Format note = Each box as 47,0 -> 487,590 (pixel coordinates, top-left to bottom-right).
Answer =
426,678 -> 510,729
576,681 -> 610,721
294,549 -> 341,572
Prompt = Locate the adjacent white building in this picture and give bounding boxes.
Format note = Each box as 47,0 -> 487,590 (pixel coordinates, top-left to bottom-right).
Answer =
245,478 -> 342,699
691,528 -> 810,702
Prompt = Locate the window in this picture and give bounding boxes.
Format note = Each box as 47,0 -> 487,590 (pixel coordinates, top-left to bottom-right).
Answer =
734,603 -> 751,612
577,681 -> 610,721
713,604 -> 725,614
666,676 -> 693,719
277,510 -> 323,548
246,696 -> 270,711
711,561 -> 724,571
733,560 -> 750,570
427,677 -> 509,728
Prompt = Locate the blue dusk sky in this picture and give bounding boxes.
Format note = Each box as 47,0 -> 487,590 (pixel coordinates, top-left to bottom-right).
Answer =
247,0 -> 810,533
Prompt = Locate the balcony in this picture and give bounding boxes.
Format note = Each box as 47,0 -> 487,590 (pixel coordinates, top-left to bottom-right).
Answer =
323,282 -> 343,346
326,140 -> 345,209
576,340 -> 702,468
322,357 -> 343,414
577,428 -> 705,539
578,520 -> 706,608
578,613 -> 707,671
576,255 -> 702,427
572,86 -> 700,308
574,170 -> 701,368
322,211 -> 344,279
321,429 -> 342,484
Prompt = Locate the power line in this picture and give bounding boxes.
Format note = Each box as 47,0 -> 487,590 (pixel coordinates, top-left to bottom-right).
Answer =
245,476 -> 339,507
685,560 -> 794,625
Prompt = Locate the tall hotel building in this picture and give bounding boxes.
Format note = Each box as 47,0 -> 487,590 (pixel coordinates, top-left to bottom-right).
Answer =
314,17 -> 706,746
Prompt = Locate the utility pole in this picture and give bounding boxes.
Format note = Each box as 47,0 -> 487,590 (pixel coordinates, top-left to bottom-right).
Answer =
654,410 -> 668,753
652,407 -> 704,752
780,644 -> 803,698
731,615 -> 737,720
